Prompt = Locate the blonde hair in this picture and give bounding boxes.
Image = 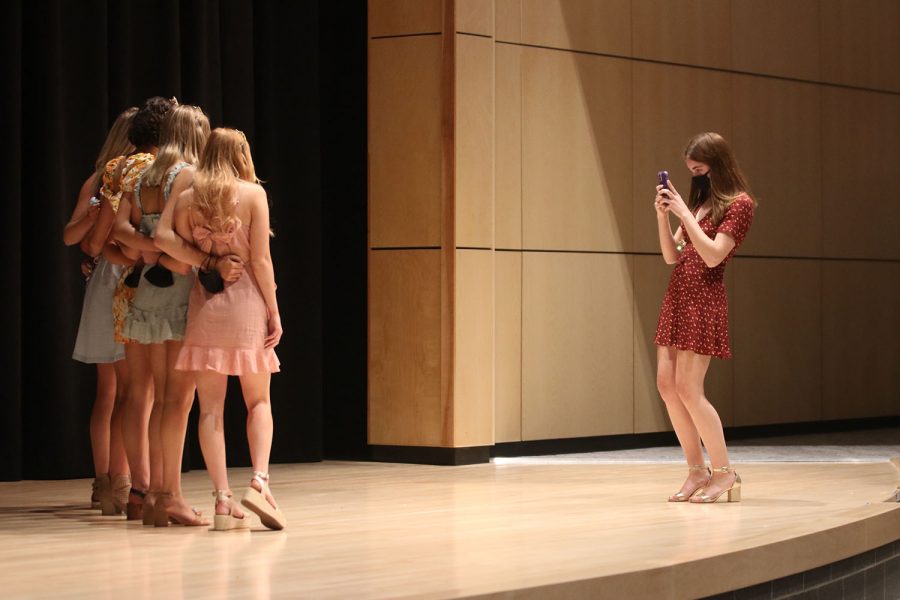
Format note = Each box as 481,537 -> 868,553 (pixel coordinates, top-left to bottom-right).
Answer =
683,132 -> 756,225
192,128 -> 260,233
92,107 -> 138,188
141,104 -> 210,188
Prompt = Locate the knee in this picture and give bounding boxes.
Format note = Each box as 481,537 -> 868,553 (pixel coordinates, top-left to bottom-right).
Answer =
245,396 -> 271,416
656,373 -> 678,403
674,379 -> 701,407
198,409 -> 224,432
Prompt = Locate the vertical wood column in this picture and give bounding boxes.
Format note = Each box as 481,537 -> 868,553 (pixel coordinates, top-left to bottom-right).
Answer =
368,0 -> 495,463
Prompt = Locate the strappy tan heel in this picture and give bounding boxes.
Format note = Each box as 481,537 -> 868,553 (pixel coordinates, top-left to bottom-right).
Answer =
154,493 -> 207,527
91,474 -> 108,509
690,466 -> 742,503
212,490 -> 251,531
668,464 -> 711,502
126,487 -> 145,520
100,474 -> 129,515
142,492 -> 158,526
111,475 -> 131,515
241,472 -> 286,531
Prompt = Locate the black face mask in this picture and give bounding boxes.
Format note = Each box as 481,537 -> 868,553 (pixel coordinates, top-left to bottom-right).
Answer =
692,173 -> 711,192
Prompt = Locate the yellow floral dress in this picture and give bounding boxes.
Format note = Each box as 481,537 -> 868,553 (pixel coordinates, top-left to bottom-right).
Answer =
106,153 -> 155,344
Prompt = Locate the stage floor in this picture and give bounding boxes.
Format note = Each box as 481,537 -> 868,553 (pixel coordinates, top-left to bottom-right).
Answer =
1,459 -> 898,599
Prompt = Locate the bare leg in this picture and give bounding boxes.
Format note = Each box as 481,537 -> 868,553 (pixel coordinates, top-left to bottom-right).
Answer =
239,372 -> 277,509
160,340 -> 195,497
108,359 -> 130,478
195,370 -> 232,515
147,343 -> 168,494
157,342 -> 211,523
657,346 -> 704,465
657,346 -> 709,499
90,363 -> 117,477
123,343 -> 153,494
674,349 -> 736,496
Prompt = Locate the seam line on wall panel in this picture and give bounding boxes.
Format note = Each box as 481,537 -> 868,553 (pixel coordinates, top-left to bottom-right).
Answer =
370,32 -> 442,40
493,40 -> 900,97
456,246 -> 492,250
370,246 -> 442,251
457,31 -> 493,39
493,249 -> 900,263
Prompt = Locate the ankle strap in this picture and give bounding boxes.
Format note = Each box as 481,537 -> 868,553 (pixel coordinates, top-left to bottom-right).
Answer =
252,471 -> 270,484
212,489 -> 233,501
688,464 -> 709,472
129,488 -> 146,498
711,466 -> 735,474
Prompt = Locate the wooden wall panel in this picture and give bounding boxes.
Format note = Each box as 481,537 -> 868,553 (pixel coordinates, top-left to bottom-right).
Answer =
822,88 -> 900,260
369,37 -> 443,247
731,0 -> 820,81
495,43 -> 523,250
456,35 -> 495,249
522,253 -> 633,440
522,49 -> 632,251
820,0 -> 900,92
823,262 -> 900,420
733,259 -> 822,426
369,251 -> 443,446
732,75 -> 822,258
632,0 -> 731,70
494,251 -> 522,442
632,63 -> 732,253
495,0 -> 522,42
457,0 -> 494,36
521,0 -> 631,56
369,0 -> 443,38
454,250 -> 495,446
633,256 -> 673,434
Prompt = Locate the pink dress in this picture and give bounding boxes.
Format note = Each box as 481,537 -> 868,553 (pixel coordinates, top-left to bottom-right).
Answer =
175,215 -> 280,375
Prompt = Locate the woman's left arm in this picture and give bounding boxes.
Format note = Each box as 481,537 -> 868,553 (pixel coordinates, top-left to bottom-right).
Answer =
660,182 -> 736,268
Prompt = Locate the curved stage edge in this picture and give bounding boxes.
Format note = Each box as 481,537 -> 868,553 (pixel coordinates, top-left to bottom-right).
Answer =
0,460 -> 898,599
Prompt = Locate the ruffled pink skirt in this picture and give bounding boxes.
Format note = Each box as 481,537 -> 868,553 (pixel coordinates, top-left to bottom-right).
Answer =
175,271 -> 280,375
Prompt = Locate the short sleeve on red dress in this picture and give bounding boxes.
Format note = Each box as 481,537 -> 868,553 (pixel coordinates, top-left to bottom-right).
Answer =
716,195 -> 755,248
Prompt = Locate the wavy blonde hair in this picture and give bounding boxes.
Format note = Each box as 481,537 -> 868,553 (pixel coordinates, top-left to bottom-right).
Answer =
192,128 -> 260,233
684,132 -> 756,225
92,107 -> 138,188
141,104 -> 210,188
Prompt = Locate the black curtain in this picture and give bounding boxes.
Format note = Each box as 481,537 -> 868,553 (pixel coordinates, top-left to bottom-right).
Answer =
2,0 -> 368,480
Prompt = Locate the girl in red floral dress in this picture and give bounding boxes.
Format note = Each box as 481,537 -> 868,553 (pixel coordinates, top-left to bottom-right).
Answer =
654,132 -> 756,503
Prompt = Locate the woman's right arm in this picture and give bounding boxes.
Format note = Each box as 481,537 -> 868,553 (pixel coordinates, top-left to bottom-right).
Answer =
655,185 -> 681,265
247,186 -> 282,349
82,195 -> 117,257
156,188 -> 208,267
102,241 -> 137,266
64,175 -> 100,247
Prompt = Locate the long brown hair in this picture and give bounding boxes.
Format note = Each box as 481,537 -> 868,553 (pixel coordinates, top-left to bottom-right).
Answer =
192,128 -> 259,233
142,104 -> 210,188
684,132 -> 756,225
92,107 -> 138,188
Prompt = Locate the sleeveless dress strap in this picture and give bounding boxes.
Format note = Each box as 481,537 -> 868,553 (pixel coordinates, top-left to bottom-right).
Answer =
164,162 -> 191,201
134,173 -> 144,213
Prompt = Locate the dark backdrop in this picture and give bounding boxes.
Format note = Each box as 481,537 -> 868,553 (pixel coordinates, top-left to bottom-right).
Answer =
0,0 -> 367,481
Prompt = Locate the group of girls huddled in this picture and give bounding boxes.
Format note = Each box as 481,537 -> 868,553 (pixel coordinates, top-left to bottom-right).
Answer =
64,97 -> 286,531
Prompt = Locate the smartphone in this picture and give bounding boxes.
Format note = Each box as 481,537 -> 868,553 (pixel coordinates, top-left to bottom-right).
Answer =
89,196 -> 101,207
657,170 -> 669,190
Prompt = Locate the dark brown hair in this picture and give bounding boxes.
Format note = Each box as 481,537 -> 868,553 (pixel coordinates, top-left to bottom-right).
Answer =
684,132 -> 756,224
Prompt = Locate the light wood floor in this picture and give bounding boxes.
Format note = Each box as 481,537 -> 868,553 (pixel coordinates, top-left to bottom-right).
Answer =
1,460 -> 898,599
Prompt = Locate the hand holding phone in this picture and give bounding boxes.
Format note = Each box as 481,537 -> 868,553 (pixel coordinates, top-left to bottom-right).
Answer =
657,170 -> 669,190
